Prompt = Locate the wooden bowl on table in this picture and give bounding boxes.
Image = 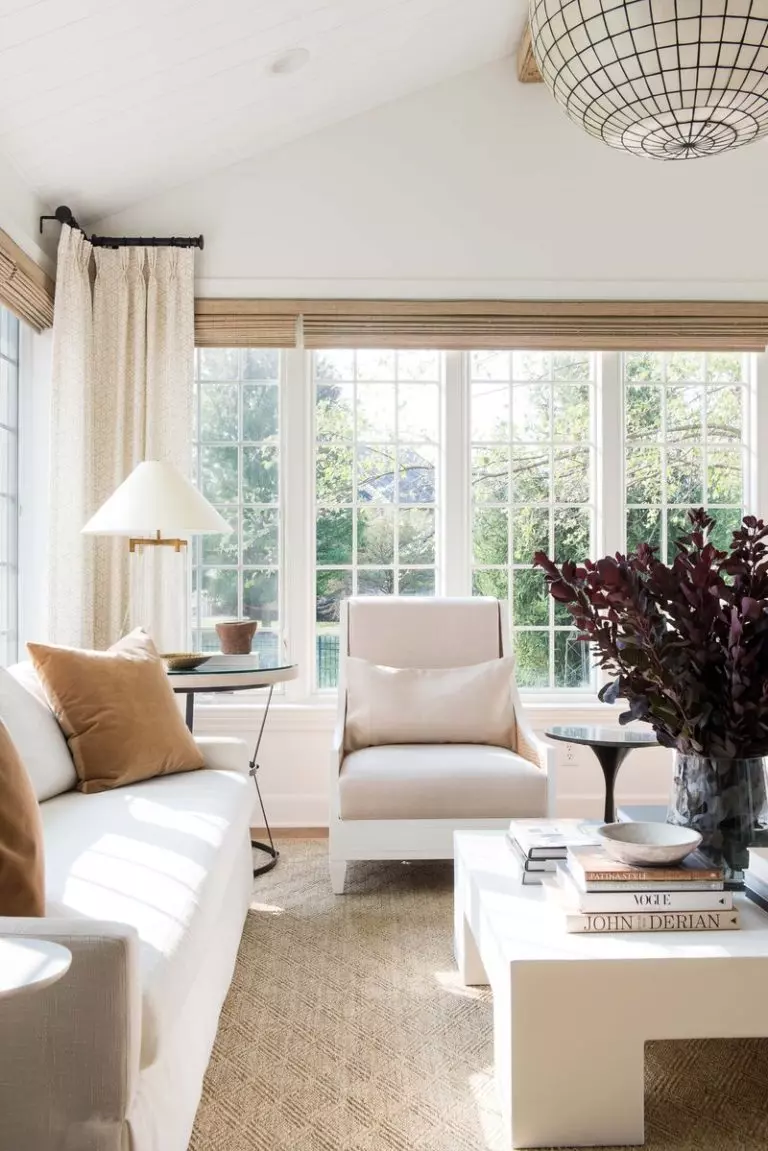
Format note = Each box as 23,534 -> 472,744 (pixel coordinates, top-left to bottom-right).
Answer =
161,653 -> 211,672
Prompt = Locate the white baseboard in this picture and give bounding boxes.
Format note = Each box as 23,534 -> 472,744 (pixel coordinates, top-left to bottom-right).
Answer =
556,793 -> 668,818
260,792 -> 330,827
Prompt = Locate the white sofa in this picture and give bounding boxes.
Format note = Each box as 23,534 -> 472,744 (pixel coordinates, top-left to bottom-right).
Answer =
0,662 -> 253,1151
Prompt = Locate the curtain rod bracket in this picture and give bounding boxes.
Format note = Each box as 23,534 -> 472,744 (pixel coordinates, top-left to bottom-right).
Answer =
40,205 -> 203,250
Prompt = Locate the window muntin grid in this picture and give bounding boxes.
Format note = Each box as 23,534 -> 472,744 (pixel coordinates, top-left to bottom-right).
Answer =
313,349 -> 442,689
623,352 -> 749,560
470,350 -> 596,691
191,348 -> 281,667
0,307 -> 19,667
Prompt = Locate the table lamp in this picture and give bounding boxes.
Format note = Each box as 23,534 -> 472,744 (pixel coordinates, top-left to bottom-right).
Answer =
82,460 -> 231,651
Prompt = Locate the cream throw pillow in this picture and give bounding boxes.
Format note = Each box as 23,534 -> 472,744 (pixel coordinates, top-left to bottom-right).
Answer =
344,655 -> 516,752
27,629 -> 205,794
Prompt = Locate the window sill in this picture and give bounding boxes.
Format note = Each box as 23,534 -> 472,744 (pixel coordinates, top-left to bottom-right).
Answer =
192,695 -> 620,734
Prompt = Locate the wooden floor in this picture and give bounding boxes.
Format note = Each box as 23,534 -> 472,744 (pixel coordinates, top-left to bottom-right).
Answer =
251,827 -> 328,838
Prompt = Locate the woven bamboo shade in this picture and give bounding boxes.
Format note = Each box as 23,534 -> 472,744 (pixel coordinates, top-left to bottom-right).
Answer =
194,299 -> 300,347
0,230 -> 54,332
296,299 -> 768,352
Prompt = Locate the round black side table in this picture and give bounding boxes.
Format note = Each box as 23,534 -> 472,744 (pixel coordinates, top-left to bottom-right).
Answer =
545,725 -> 658,823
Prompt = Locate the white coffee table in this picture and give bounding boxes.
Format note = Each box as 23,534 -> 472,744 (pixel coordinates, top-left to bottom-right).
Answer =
454,831 -> 768,1149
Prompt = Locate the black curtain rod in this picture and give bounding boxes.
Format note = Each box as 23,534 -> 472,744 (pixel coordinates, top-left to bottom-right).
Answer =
39,204 -> 204,250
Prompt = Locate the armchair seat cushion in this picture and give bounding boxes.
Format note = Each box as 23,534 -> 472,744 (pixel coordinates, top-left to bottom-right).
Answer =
338,744 -> 547,820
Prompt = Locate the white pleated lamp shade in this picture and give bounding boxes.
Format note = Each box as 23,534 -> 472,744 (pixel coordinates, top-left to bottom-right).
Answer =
82,460 -> 232,537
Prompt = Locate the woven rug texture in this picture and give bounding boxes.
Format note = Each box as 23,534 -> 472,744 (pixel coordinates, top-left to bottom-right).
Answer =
189,839 -> 768,1151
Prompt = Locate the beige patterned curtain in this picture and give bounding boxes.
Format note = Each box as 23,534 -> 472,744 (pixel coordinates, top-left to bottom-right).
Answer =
49,224 -> 194,649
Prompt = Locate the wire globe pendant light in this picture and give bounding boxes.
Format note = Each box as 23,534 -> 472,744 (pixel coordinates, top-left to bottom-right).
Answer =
529,1 -> 768,160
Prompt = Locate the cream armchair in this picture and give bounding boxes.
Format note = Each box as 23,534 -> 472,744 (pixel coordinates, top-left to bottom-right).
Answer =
329,596 -> 556,893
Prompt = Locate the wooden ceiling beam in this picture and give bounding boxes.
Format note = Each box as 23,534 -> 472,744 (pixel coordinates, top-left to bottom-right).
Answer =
517,23 -> 543,83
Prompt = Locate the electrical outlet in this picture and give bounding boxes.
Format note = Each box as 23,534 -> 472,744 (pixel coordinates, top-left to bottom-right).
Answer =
565,742 -> 576,762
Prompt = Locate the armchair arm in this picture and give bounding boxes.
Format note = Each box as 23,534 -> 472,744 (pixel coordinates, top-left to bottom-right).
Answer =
331,716 -> 345,772
514,710 -> 558,816
330,692 -> 346,775
195,735 -> 250,774
0,918 -> 141,1151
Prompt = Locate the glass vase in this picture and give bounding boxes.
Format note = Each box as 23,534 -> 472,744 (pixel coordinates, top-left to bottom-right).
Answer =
667,753 -> 768,887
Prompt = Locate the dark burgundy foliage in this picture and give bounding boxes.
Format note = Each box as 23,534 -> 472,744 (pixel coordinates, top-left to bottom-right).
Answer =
534,509 -> 768,758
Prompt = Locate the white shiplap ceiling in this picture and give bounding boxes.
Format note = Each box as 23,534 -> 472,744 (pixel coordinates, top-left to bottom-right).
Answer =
0,0 -> 525,221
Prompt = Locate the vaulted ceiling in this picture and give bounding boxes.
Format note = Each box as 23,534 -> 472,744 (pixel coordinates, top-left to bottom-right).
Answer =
0,0 -> 525,221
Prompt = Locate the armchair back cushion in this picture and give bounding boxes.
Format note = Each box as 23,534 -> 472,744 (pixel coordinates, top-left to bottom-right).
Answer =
344,655 -> 516,752
346,596 -> 502,669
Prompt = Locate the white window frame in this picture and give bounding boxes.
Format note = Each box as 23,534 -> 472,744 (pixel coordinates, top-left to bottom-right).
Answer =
467,350 -> 598,696
308,347 -> 443,692
0,306 -> 20,666
197,345 -> 766,709
620,351 -> 753,562
191,347 -> 283,674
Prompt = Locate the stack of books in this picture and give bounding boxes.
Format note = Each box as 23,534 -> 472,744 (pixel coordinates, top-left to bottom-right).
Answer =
506,819 -> 601,885
745,847 -> 768,910
545,845 -> 737,934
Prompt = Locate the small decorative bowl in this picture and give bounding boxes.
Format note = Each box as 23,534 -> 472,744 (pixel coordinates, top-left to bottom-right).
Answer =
597,821 -> 702,867
161,653 -> 211,672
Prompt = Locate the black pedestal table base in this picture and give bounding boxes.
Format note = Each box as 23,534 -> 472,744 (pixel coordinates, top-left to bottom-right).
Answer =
248,684 -> 278,876
545,725 -> 659,825
590,745 -> 632,824
179,679 -> 280,878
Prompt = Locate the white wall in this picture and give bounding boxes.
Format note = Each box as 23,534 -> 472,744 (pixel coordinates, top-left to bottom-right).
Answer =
0,152 -> 55,273
95,58 -> 768,300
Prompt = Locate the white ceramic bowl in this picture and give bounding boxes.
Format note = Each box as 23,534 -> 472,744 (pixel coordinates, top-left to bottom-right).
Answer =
597,821 -> 702,867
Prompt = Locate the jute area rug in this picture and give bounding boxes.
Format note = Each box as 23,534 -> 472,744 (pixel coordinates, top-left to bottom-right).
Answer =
190,839 -> 768,1151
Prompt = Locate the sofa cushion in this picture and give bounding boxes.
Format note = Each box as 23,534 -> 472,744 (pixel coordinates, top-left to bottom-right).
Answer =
344,655 -> 516,752
1,663 -> 77,801
28,629 -> 205,793
40,767 -> 251,1067
338,744 -> 547,820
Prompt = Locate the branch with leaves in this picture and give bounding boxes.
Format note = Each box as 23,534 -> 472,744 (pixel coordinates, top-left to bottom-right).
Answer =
534,509 -> 768,758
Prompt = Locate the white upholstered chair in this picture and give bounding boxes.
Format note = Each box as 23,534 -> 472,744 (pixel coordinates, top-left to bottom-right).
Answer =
329,596 -> 556,893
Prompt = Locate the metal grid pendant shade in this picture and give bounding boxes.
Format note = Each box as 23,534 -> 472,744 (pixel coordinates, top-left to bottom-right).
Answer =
529,1 -> 768,160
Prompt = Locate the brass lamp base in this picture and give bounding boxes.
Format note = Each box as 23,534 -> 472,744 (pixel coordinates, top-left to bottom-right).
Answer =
128,536 -> 188,554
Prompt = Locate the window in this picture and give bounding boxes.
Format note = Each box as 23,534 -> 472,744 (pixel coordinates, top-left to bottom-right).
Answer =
470,351 -> 596,689
192,343 -> 760,701
0,307 -> 19,666
314,349 -> 442,687
623,352 -> 749,559
192,348 -> 281,664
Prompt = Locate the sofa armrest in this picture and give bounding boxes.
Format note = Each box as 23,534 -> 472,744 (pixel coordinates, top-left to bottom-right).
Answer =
195,735 -> 251,774
0,918 -> 141,1151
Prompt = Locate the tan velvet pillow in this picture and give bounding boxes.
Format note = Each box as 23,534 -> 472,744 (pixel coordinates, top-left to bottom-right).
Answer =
27,629 -> 205,794
0,720 -> 45,915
